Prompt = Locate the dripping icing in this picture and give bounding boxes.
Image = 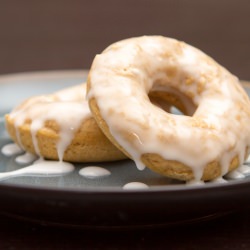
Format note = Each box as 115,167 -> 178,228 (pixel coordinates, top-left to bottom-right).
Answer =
0,158 -> 75,181
15,152 -> 37,165
79,166 -> 111,179
123,182 -> 149,190
1,143 -> 23,156
8,84 -> 91,161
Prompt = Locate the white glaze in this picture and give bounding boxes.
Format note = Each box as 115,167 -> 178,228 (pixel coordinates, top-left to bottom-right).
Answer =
123,182 -> 149,190
225,170 -> 245,180
1,143 -> 23,156
211,177 -> 228,184
79,166 -> 111,179
8,84 -> 91,161
186,180 -> 205,186
245,155 -> 250,163
15,152 -> 37,165
236,164 -> 250,175
221,165 -> 250,180
1,140 -> 250,184
88,36 -> 250,181
0,158 -> 75,181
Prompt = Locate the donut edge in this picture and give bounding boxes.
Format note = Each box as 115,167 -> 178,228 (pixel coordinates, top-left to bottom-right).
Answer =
5,114 -> 127,162
88,97 -> 244,181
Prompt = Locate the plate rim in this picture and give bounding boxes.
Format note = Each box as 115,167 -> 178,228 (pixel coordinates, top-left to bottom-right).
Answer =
0,69 -> 87,84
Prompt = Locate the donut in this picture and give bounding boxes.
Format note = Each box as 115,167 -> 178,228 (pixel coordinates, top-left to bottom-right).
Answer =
5,84 -> 126,162
87,36 -> 250,181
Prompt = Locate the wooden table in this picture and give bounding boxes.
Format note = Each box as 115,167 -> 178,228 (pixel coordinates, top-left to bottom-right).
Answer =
1,1 -> 250,249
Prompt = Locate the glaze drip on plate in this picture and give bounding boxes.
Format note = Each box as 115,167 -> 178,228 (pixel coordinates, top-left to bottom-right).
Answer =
1,141 -> 250,186
123,182 -> 149,190
0,159 -> 75,181
1,143 -> 23,156
0,143 -> 75,180
15,152 -> 37,165
79,166 -> 111,179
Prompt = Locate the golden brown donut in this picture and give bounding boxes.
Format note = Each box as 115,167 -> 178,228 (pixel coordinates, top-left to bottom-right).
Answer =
5,84 -> 126,162
87,36 -> 250,181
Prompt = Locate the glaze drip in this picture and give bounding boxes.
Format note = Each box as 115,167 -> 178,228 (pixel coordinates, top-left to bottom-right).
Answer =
8,84 -> 91,161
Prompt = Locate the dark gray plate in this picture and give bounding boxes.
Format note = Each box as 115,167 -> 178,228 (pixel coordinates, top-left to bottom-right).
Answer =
1,70 -> 250,229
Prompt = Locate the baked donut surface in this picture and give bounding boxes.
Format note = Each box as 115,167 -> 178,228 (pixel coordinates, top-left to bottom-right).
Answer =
87,36 -> 250,181
5,84 -> 126,162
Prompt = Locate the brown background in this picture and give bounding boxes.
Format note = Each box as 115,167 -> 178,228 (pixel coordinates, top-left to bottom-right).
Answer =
0,0 -> 250,80
1,1 -> 250,249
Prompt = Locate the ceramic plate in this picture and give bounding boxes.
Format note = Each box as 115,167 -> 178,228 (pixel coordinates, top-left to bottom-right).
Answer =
1,70 -> 250,229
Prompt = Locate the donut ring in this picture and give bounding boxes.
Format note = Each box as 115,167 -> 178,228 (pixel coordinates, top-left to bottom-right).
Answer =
5,84 -> 126,162
87,36 -> 250,181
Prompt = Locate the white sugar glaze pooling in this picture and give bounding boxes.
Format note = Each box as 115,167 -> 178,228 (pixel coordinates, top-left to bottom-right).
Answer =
123,182 -> 149,190
211,177 -> 228,184
15,152 -> 37,165
225,164 -> 250,180
88,36 -> 250,181
8,84 -> 91,161
1,143 -> 23,156
237,164 -> 250,175
0,158 -> 75,181
79,166 -> 111,179
1,142 -> 75,180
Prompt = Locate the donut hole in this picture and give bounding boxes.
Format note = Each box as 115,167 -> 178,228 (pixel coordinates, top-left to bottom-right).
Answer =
169,106 -> 183,115
148,90 -> 196,116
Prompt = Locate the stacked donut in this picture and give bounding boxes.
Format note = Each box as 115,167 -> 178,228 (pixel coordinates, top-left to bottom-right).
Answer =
5,84 -> 126,162
6,36 -> 250,182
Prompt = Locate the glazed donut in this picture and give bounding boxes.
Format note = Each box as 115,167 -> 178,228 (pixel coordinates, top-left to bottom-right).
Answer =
5,84 -> 126,162
87,36 -> 250,181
